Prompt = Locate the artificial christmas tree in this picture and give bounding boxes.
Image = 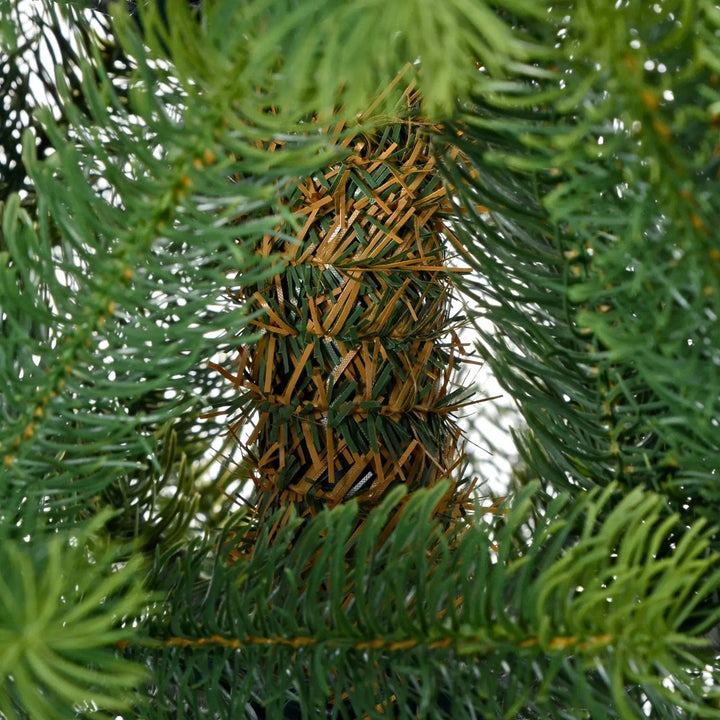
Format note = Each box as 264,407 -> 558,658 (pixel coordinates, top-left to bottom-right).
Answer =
1,1 -> 719,718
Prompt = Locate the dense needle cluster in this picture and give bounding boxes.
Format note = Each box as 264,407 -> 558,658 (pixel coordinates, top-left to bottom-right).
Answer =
224,111 -> 474,528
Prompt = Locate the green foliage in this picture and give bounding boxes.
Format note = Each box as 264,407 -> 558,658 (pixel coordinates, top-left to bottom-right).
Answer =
1,1 -> 719,718
130,0 -> 546,121
0,0 -> 335,501
0,513 -> 150,720
0,0 -> 136,201
439,0 -> 720,522
131,483 -> 720,718
221,118 -> 473,523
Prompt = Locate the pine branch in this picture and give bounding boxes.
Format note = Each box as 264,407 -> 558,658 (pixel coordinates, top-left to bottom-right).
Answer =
126,0 -> 547,121
129,484 -> 720,718
0,512 -> 150,720
0,0 -> 137,203
436,0 -> 720,530
0,2 -> 337,505
209,117 -> 476,532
